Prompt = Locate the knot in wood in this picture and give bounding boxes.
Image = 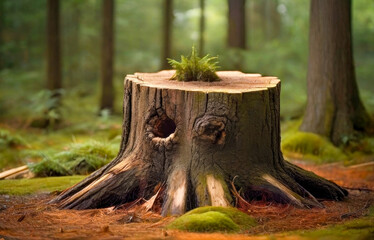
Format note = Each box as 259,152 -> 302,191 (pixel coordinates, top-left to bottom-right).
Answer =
194,115 -> 227,145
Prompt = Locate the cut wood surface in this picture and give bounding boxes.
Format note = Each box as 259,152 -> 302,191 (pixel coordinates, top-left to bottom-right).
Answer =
131,71 -> 276,92
52,70 -> 347,215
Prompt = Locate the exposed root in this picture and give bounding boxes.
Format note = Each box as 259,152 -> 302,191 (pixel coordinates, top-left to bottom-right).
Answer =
52,158 -> 347,214
262,174 -> 305,208
161,169 -> 187,216
58,165 -> 143,210
284,161 -> 348,200
59,173 -> 112,209
206,175 -> 230,207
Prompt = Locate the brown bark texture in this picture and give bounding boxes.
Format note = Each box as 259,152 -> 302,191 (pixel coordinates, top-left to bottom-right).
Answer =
228,0 -> 246,49
161,0 -> 173,70
300,0 -> 371,145
100,0 -> 115,111
47,0 -> 62,90
52,71 -> 347,215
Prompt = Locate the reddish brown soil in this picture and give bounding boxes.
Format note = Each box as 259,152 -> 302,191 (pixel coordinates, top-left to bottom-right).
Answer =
0,161 -> 373,240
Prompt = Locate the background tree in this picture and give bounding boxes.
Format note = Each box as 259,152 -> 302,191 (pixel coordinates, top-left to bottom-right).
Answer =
62,0 -> 82,87
227,0 -> 246,49
0,0 -> 4,70
199,0 -> 205,56
100,0 -> 115,112
161,0 -> 173,69
263,0 -> 281,40
227,0 -> 246,70
300,0 -> 372,145
47,0 -> 61,91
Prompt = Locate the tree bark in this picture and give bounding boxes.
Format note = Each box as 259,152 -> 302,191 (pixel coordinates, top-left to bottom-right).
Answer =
100,0 -> 115,111
161,0 -> 173,70
47,0 -> 62,90
300,0 -> 371,145
227,0 -> 246,49
199,0 -> 205,56
52,71 -> 347,215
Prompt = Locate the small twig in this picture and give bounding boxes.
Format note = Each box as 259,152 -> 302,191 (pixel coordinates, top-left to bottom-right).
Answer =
340,200 -> 372,219
343,187 -> 373,192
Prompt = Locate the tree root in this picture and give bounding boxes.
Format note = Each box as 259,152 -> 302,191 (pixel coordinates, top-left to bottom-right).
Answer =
52,159 -> 348,215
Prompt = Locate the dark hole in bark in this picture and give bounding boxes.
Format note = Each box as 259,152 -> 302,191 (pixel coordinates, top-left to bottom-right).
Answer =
152,115 -> 176,138
244,187 -> 289,204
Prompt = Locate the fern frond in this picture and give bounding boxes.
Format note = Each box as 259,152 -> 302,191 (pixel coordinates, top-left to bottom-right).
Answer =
167,46 -> 221,82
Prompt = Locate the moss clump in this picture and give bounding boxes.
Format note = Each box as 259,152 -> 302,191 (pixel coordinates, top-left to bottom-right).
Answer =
168,46 -> 220,82
167,206 -> 256,233
281,131 -> 347,163
0,175 -> 85,195
29,140 -> 117,177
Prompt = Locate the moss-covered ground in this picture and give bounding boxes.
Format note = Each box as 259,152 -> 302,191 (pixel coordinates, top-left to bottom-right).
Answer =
273,206 -> 374,240
281,119 -> 374,165
0,175 -> 85,195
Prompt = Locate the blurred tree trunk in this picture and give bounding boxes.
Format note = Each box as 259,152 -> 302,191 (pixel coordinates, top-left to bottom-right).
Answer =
64,2 -> 81,87
227,0 -> 246,70
100,0 -> 115,112
161,0 -> 173,69
0,0 -> 4,69
199,0 -> 205,56
47,0 -> 62,90
227,0 -> 246,49
251,0 -> 280,42
264,0 -> 281,40
300,0 -> 372,145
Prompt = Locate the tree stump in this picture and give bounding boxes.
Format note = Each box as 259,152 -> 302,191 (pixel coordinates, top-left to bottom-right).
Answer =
52,71 -> 347,215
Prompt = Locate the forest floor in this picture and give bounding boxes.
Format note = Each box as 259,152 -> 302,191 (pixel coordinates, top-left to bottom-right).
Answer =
0,160 -> 373,240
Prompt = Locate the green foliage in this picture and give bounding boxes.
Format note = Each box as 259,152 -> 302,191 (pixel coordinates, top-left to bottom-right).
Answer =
29,89 -> 65,129
167,206 -> 256,233
29,140 -> 117,177
167,46 -> 220,82
0,129 -> 28,170
281,131 -> 347,163
0,129 -> 26,150
0,176 -> 85,195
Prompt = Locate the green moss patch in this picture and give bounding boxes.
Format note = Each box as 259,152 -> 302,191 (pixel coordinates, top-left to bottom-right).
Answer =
281,131 -> 347,163
167,206 -> 256,233
0,175 -> 85,195
28,140 -> 117,177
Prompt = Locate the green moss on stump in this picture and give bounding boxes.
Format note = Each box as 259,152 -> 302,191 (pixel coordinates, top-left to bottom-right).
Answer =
167,206 -> 256,233
281,131 -> 347,163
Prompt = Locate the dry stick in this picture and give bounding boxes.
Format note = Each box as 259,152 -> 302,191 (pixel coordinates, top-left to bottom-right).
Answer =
340,200 -> 372,219
342,186 -> 373,192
